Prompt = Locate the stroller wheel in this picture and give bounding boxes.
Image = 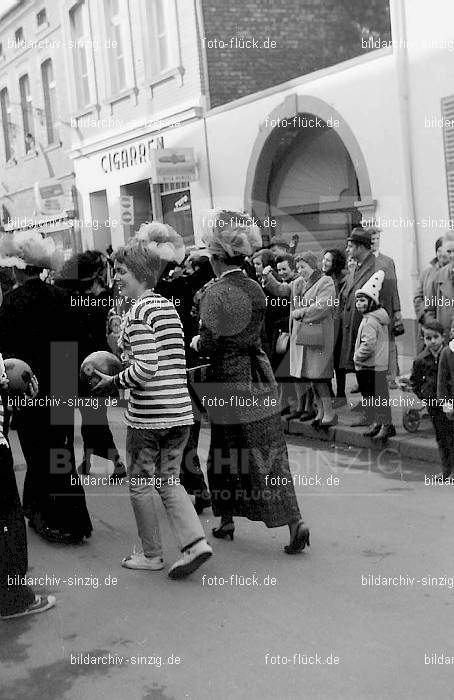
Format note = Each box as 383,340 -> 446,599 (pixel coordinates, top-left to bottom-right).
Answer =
403,409 -> 420,433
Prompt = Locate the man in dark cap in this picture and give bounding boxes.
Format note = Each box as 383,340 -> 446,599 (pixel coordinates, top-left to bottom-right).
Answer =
339,228 -> 382,405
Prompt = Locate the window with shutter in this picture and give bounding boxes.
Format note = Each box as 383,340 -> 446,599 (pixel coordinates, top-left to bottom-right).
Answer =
441,95 -> 454,222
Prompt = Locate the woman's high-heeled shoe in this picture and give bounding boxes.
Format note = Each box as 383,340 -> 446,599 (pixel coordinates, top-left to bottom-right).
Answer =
320,414 -> 338,429
212,522 -> 235,540
285,521 -> 310,554
363,422 -> 381,438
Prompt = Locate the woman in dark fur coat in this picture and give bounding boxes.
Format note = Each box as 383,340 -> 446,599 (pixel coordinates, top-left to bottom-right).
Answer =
0,232 -> 92,544
191,211 -> 310,554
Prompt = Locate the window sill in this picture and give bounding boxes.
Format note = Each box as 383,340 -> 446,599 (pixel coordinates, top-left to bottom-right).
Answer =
36,21 -> 50,33
72,104 -> 100,123
44,141 -> 62,153
107,87 -> 138,111
147,66 -> 185,93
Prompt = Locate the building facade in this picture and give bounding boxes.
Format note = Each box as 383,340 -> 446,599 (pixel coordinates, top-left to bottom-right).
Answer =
0,0 -> 81,258
2,0 -> 454,351
6,0 -> 387,253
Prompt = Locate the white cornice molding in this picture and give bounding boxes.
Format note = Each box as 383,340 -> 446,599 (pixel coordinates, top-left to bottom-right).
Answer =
69,105 -> 203,159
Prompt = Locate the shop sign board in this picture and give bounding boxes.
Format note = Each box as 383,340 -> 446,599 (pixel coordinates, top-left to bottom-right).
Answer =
150,149 -> 197,184
34,180 -> 66,215
120,195 -> 134,225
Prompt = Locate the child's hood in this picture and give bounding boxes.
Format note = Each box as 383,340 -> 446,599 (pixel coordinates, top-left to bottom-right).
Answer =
366,308 -> 390,326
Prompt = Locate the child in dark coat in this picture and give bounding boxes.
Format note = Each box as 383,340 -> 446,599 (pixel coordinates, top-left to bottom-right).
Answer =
410,319 -> 454,481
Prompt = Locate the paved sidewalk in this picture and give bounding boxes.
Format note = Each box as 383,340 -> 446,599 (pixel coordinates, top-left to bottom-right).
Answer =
284,357 -> 441,466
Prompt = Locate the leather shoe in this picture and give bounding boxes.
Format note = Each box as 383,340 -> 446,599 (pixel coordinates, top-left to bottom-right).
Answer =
320,414 -> 338,428
298,411 -> 317,422
350,415 -> 370,427
363,423 -> 381,438
350,402 -> 363,412
372,424 -> 396,443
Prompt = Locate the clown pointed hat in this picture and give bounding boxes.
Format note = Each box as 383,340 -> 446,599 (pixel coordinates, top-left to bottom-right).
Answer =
355,269 -> 385,305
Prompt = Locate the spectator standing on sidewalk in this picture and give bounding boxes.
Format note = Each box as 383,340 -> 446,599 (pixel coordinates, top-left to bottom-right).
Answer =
426,234 -> 454,339
339,228 -> 378,408
322,248 -> 347,407
370,228 -> 403,388
411,319 -> 454,482
353,270 -> 395,443
413,236 -> 449,352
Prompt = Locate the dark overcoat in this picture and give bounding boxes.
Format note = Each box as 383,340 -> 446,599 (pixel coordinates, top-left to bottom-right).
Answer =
197,271 -> 301,527
339,253 -> 386,371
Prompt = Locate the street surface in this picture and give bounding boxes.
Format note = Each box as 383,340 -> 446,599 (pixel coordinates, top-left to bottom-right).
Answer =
1,407 -> 453,700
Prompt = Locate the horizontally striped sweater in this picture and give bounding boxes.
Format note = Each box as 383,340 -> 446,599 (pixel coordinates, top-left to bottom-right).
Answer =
112,291 -> 193,429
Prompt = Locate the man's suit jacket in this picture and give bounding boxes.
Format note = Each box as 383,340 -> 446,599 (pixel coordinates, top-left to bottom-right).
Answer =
426,265 -> 454,335
375,252 -> 401,317
413,258 -> 439,322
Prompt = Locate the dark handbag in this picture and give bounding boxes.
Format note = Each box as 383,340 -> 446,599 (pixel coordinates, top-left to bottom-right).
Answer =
392,319 -> 405,337
295,320 -> 324,347
275,331 -> 290,354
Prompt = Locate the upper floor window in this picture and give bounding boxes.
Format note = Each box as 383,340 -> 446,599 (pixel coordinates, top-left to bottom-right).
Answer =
69,2 -> 92,109
143,0 -> 178,78
14,27 -> 24,45
19,74 -> 34,152
104,0 -> 126,94
41,59 -> 58,145
0,88 -> 14,161
37,8 -> 47,27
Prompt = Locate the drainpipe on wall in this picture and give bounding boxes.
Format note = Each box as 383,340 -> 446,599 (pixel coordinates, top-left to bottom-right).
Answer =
194,0 -> 214,211
389,0 -> 421,295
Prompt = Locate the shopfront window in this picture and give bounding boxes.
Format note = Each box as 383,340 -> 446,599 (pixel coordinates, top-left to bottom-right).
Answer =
120,179 -> 153,240
161,180 -> 194,246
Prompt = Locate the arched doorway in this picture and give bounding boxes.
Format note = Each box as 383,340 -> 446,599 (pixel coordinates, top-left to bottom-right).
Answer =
245,94 -> 376,251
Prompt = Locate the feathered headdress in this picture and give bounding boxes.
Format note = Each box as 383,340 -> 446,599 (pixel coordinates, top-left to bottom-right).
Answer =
200,209 -> 262,258
0,230 -> 63,270
134,222 -> 185,264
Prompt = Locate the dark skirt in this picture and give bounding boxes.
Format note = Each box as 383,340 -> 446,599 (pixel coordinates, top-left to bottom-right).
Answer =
0,444 -> 35,616
15,404 -> 93,540
80,401 -> 119,461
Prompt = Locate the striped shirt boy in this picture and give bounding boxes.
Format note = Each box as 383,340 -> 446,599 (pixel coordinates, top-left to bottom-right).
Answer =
113,292 -> 193,429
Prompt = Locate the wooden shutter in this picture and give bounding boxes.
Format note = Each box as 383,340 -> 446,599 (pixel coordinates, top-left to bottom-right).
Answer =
442,95 -> 454,222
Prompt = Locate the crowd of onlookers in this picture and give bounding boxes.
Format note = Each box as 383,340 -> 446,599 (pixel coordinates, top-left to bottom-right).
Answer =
1,217 -> 454,620
145,224 -> 454,477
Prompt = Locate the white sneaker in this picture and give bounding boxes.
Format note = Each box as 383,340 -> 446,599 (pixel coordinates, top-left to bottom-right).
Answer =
168,539 -> 213,579
121,548 -> 164,571
1,594 -> 56,620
